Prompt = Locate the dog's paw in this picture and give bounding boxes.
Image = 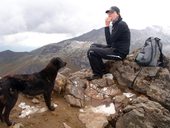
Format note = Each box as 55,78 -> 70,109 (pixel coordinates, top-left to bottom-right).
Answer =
0,116 -> 4,122
49,106 -> 55,111
0,114 -> 5,123
7,121 -> 16,126
4,118 -> 16,126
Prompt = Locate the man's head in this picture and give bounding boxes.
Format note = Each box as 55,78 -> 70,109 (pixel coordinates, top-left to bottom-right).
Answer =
105,6 -> 120,21
105,6 -> 120,14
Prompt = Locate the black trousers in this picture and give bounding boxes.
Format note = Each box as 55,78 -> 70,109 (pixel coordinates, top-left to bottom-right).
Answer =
87,44 -> 122,76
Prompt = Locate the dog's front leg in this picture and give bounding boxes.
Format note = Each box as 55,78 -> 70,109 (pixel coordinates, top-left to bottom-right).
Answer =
0,103 -> 4,122
4,106 -> 14,126
43,91 -> 55,111
4,94 -> 18,126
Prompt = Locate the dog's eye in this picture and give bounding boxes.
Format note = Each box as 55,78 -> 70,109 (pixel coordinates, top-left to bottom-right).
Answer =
53,61 -> 59,65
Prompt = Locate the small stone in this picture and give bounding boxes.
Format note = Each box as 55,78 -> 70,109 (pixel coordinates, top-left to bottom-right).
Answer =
44,118 -> 48,121
12,123 -> 24,128
32,98 -> 40,104
63,122 -> 72,128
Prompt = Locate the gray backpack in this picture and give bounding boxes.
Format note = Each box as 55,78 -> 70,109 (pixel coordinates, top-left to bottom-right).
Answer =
135,37 -> 163,67
129,37 -> 166,88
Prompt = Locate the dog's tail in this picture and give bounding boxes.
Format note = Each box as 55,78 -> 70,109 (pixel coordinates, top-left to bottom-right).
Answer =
0,84 -> 6,104
0,80 -> 3,96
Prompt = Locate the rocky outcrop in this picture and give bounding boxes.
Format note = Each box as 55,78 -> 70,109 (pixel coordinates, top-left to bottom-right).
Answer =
54,52 -> 170,128
107,53 -> 170,110
116,96 -> 170,128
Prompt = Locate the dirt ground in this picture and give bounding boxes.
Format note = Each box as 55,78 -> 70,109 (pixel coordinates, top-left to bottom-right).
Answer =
0,93 -> 85,128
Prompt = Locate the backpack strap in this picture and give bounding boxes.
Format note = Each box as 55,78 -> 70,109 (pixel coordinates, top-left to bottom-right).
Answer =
155,37 -> 164,67
128,66 -> 143,88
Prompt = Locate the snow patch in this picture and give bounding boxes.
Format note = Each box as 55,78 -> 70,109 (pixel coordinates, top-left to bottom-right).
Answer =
80,103 -> 116,116
103,73 -> 113,79
91,103 -> 116,116
123,92 -> 135,98
18,102 -> 58,118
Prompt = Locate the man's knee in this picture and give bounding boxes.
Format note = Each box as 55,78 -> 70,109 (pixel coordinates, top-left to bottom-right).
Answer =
87,49 -> 95,58
90,43 -> 97,48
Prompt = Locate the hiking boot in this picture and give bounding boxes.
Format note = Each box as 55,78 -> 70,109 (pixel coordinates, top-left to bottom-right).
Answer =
103,70 -> 110,75
85,74 -> 102,81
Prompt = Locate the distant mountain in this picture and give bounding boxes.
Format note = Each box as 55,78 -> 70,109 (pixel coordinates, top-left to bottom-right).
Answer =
130,26 -> 170,52
0,50 -> 28,63
0,26 -> 170,76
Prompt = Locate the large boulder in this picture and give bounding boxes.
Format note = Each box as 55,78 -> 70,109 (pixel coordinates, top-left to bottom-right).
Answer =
116,96 -> 170,128
107,53 -> 170,110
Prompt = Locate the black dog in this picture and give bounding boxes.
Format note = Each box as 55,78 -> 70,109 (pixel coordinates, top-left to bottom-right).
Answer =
0,57 -> 66,126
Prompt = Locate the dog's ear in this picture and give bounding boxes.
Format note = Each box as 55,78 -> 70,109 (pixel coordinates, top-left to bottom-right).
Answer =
50,57 -> 61,65
50,57 -> 66,68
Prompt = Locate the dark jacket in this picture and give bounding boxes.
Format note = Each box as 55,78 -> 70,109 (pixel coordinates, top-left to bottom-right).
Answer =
105,17 -> 130,59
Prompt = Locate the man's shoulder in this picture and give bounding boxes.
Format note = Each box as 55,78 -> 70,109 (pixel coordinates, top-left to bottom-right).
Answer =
118,20 -> 128,26
118,20 -> 129,29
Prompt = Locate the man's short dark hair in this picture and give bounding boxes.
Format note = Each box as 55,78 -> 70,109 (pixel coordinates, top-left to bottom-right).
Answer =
105,6 -> 120,14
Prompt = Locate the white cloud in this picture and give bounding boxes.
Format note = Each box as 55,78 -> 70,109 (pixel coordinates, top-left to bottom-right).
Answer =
1,32 -> 72,47
0,0 -> 170,51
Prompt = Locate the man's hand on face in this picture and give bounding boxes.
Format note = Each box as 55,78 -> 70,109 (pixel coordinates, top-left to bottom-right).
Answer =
105,16 -> 112,27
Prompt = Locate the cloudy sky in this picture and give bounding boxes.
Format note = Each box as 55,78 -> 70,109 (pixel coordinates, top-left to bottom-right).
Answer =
0,0 -> 170,52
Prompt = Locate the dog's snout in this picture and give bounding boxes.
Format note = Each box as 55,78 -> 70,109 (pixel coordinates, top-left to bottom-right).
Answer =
60,61 -> 67,68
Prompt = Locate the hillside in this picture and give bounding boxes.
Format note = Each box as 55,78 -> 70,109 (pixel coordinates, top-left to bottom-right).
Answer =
0,26 -> 170,76
1,51 -> 170,128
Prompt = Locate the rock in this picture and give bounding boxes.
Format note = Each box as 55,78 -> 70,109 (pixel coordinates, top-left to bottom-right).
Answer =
69,77 -> 87,89
64,95 -> 83,107
79,112 -> 108,128
59,53 -> 170,128
63,122 -> 72,128
109,61 -> 136,86
66,80 -> 85,100
101,87 -> 121,98
69,69 -> 90,79
85,83 -> 104,100
145,67 -> 160,77
134,68 -> 170,110
79,103 -> 116,128
67,72 -> 88,99
116,96 -> 170,128
106,78 -> 115,86
60,67 -> 72,76
159,68 -> 170,83
64,71 -> 120,107
105,56 -> 170,110
11,123 -> 24,128
32,98 -> 40,104
113,95 -> 129,112
103,73 -> 114,80
91,79 -> 108,88
54,73 -> 67,94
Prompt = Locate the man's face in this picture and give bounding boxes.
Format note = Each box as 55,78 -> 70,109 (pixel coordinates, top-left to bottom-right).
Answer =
107,11 -> 119,21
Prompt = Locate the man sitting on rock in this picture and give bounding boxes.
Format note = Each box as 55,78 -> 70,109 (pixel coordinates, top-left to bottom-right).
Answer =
86,6 -> 131,81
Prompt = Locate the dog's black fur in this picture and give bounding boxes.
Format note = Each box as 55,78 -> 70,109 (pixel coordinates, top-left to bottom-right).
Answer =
0,57 -> 66,126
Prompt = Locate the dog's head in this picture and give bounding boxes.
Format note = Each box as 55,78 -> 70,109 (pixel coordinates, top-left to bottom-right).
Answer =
50,57 -> 67,69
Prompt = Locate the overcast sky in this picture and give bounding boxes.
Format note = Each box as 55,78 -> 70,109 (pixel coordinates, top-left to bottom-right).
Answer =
0,0 -> 170,52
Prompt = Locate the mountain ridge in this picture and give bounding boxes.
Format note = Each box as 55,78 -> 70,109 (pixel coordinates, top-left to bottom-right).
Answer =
0,26 -> 170,76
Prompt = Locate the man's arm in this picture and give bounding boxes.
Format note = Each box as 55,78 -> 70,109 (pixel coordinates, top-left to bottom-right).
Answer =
105,23 -> 124,46
105,17 -> 112,46
105,26 -> 111,46
111,23 -> 125,43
